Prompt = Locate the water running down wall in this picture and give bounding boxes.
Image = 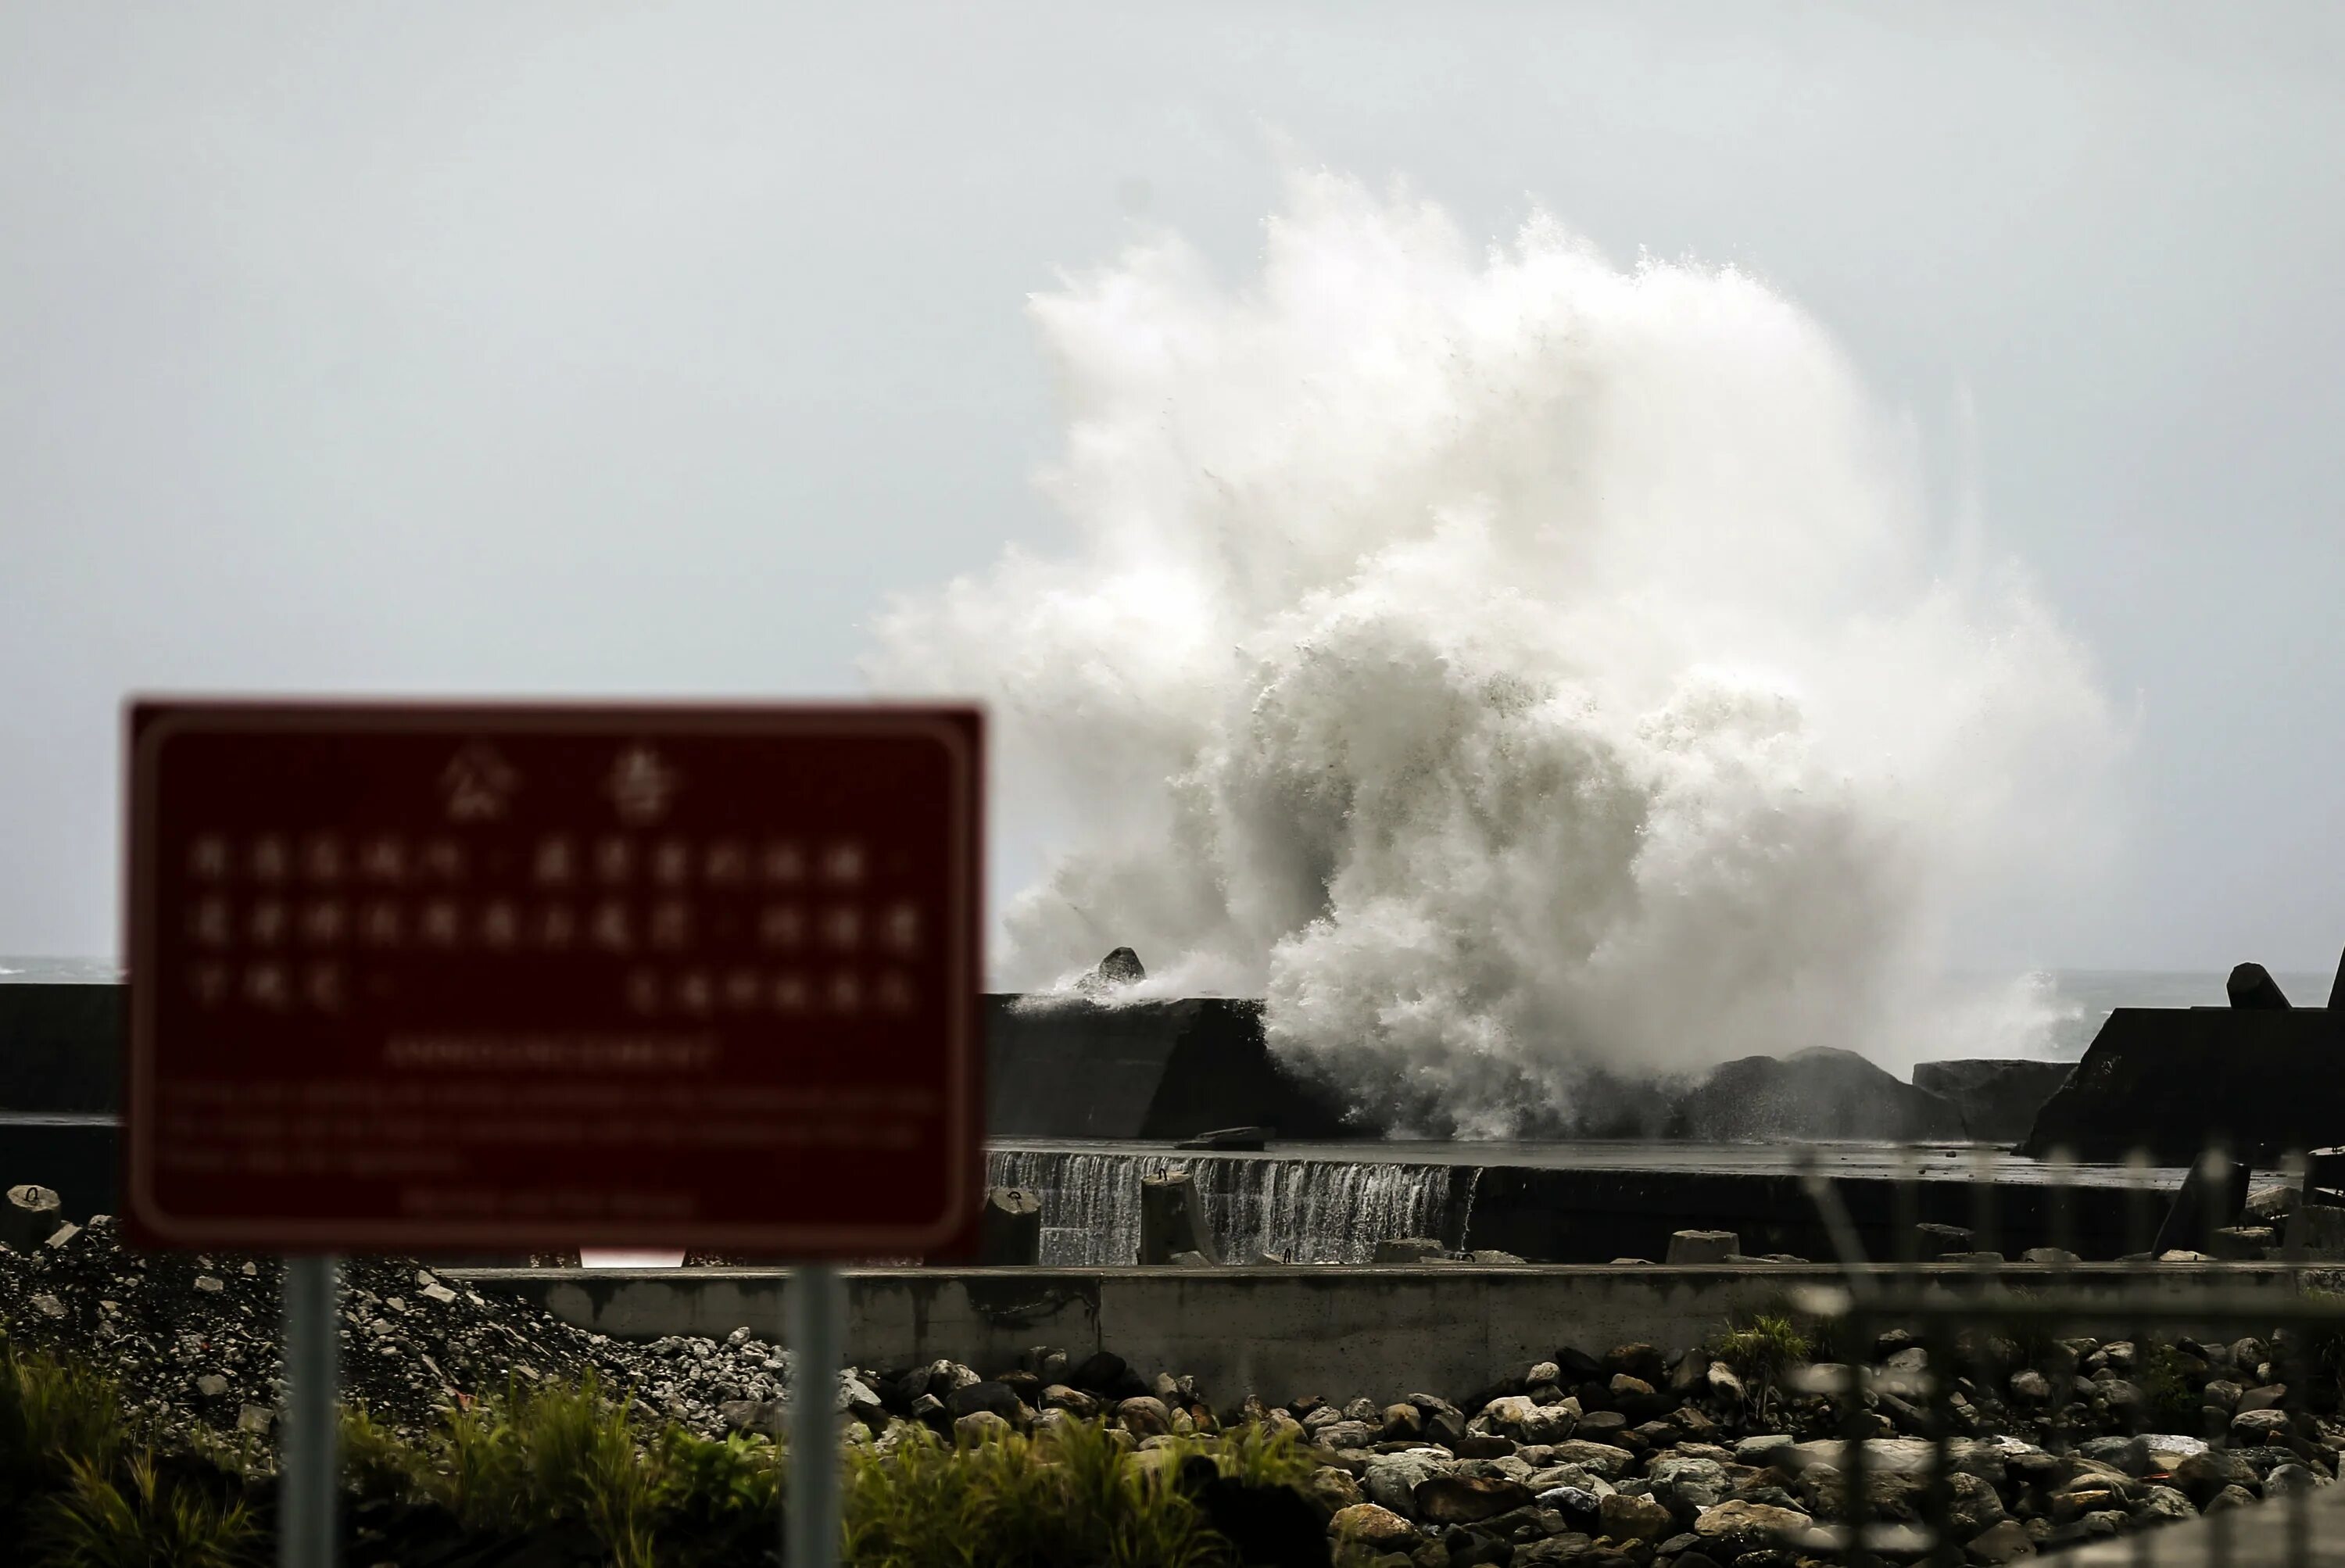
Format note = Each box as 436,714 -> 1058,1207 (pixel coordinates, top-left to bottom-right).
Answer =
986,1148 -> 1474,1265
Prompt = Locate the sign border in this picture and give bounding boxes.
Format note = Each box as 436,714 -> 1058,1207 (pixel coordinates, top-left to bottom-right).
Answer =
124,698 -> 983,1255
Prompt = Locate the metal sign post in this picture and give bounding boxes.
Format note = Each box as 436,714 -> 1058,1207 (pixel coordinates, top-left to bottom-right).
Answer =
786,1263 -> 847,1568
278,1255 -> 339,1568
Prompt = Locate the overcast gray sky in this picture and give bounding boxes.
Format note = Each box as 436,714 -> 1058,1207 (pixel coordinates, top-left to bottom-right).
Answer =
2,2 -> 2340,972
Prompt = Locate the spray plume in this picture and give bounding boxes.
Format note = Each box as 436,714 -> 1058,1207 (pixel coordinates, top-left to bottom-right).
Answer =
870,169 -> 2118,1135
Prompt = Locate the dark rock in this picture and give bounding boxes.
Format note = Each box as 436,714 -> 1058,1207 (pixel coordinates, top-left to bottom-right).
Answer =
1179,1454 -> 1330,1567
2171,1450 -> 2261,1506
1556,1348 -> 1606,1384
1445,1529 -> 1516,1567
1604,1344 -> 1666,1384
1597,1491 -> 1674,1541
1419,1475 -> 1538,1525
1674,1048 -> 1965,1141
1964,1520 -> 2035,1564
1115,1394 -> 1173,1436
1070,1350 -> 1129,1394
1078,946 -> 1147,993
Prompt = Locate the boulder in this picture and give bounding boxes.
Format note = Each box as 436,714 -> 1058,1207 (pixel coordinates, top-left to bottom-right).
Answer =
1481,1395 -> 1577,1445
1069,1351 -> 1130,1395
1116,1396 -> 1174,1437
2268,1463 -> 2329,1496
1946,1470 -> 2007,1539
1647,1454 -> 1729,1516
2171,1450 -> 2261,1506
1361,1449 -> 1451,1513
1329,1502 -> 1420,1552
1373,1237 -> 1448,1263
1691,1500 -> 1811,1552
1417,1474 -> 1537,1525
1309,1467 -> 1365,1516
1599,1492 -> 1674,1542
1964,1520 -> 2035,1564
1674,1048 -> 1965,1141
2229,1409 -> 2292,1447
953,1410 -> 1011,1444
1545,1440 -> 1637,1480
1040,1384 -> 1098,1416
1076,946 -> 1147,993
945,1380 -> 1023,1423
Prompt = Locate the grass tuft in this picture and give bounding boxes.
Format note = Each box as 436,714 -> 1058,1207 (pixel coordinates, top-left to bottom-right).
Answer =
4,1332 -> 1319,1566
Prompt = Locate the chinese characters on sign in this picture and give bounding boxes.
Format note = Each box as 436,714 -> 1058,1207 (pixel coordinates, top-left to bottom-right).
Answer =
125,703 -> 983,1255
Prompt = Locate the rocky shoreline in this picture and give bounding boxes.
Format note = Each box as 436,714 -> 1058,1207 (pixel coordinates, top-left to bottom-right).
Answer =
5,1210 -> 2341,1565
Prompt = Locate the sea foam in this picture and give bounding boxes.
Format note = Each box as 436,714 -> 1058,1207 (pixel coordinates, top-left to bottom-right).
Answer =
870,168 -> 2118,1134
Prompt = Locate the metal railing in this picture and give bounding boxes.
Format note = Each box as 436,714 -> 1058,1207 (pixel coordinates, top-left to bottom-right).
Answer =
1788,1144 -> 2341,1568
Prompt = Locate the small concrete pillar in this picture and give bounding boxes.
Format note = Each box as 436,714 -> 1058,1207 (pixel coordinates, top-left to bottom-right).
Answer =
2,1184 -> 62,1252
979,1187 -> 1044,1266
1138,1171 -> 1217,1265
1665,1229 -> 1738,1264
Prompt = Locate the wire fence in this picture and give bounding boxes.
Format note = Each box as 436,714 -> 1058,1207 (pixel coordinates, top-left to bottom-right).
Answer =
1786,1143 -> 2340,1568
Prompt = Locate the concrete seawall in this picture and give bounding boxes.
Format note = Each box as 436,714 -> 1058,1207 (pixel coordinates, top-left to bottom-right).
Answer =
453,1262 -> 2320,1402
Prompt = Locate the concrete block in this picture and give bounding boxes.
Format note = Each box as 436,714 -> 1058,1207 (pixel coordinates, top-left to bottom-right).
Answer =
1139,1171 -> 1218,1265
2,1184 -> 62,1251
2209,1226 -> 2275,1261
979,1187 -> 1043,1266
1665,1230 -> 1738,1264
2286,1203 -> 2345,1260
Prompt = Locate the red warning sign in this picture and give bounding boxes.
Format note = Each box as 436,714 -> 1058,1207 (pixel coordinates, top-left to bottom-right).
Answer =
124,702 -> 983,1255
